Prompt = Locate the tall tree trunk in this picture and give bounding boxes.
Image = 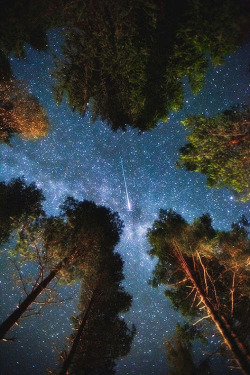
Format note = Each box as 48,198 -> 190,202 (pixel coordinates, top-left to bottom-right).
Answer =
59,286 -> 98,375
175,249 -> 250,375
0,258 -> 66,340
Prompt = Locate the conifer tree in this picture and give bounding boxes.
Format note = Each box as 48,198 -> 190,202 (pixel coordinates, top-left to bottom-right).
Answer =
178,105 -> 250,201
0,177 -> 45,245
0,198 -> 123,340
148,210 -> 250,374
53,0 -> 249,131
0,54 -> 49,145
59,253 -> 135,374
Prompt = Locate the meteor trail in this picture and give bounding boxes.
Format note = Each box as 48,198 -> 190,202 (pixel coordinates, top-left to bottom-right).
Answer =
120,157 -> 132,211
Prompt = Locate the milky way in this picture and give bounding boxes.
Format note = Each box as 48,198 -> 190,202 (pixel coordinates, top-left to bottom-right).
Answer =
0,33 -> 249,374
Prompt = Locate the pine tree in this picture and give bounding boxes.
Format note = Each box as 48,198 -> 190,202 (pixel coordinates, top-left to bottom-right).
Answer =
0,55 -> 49,145
177,105 -> 250,201
0,177 -> 44,245
53,0 -> 249,131
0,198 -> 123,340
148,210 -> 250,374
59,253 -> 135,375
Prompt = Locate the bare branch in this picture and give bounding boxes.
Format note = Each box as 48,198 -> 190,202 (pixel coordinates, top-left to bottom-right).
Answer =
191,290 -> 198,308
193,314 -> 211,326
168,278 -> 187,287
196,251 -> 208,295
1,337 -> 16,342
230,271 -> 236,317
196,298 -> 204,307
11,259 -> 28,295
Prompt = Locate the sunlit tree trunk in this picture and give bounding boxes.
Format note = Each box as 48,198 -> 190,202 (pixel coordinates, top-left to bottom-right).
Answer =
175,248 -> 250,375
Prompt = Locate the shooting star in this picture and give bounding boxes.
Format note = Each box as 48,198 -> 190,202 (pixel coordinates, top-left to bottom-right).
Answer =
120,157 -> 132,211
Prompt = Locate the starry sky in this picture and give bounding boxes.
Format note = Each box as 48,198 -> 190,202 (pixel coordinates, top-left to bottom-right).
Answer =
0,32 -> 249,374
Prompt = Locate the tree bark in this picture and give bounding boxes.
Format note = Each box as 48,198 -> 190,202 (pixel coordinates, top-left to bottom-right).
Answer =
59,286 -> 98,375
0,258 -> 66,340
176,250 -> 250,375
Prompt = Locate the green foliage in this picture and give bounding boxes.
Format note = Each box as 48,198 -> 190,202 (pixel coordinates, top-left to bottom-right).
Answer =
165,287 -> 201,318
53,0 -> 155,131
53,0 -> 249,131
178,105 -> 250,201
1,0 -> 248,131
4,192 -> 124,289
166,331 -> 196,375
175,322 -> 207,345
148,208 -> 250,346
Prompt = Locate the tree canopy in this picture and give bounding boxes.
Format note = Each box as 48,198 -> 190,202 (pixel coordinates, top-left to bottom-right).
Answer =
53,0 -> 249,131
0,0 -> 248,133
58,238 -> 135,374
0,177 -> 44,245
43,197 -> 124,273
147,209 -> 250,374
0,193 -> 125,341
0,0 -> 65,58
165,323 -> 212,375
0,53 -> 49,145
177,105 -> 250,201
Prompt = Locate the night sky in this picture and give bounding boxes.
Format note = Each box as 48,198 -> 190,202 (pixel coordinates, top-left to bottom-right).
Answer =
0,32 -> 249,374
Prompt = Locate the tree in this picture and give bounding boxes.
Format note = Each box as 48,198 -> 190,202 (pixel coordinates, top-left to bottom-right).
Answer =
166,329 -> 196,375
0,54 -> 49,145
0,0 -> 66,58
147,209 -> 250,375
0,198 -> 123,340
1,0 -> 248,132
53,0 -> 249,131
59,252 -> 135,375
53,0 -> 154,131
0,177 -> 45,245
177,105 -> 250,201
166,323 -> 213,375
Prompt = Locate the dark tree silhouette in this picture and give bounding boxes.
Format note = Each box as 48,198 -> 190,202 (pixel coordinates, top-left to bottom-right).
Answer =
166,323 -> 213,375
59,252 -> 135,375
0,0 -> 65,57
53,0 -> 249,131
0,177 -> 45,245
0,198 -> 123,340
147,210 -> 250,375
1,1 -> 248,132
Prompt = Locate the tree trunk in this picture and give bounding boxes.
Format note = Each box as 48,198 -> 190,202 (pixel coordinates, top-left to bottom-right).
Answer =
0,258 -> 66,340
176,250 -> 250,375
59,286 -> 98,375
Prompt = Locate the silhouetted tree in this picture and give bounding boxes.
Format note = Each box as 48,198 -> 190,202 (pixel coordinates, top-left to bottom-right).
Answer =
0,177 -> 45,245
147,209 -> 250,375
59,252 -> 135,375
0,198 -> 123,340
0,52 -> 12,81
0,0 -> 65,57
166,323 -> 213,375
1,1 -> 248,131
53,0 -> 249,131
177,105 -> 250,201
